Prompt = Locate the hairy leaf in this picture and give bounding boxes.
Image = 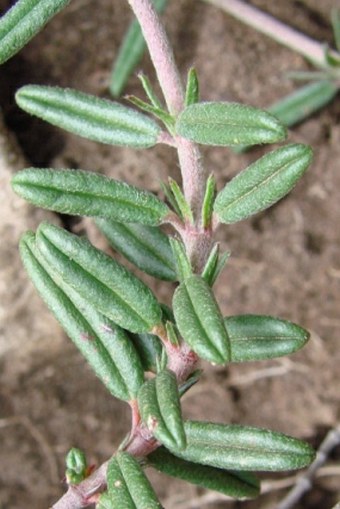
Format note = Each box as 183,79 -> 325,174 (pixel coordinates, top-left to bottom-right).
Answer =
95,219 -> 175,280
148,448 -> 260,499
169,237 -> 192,281
35,222 -> 162,333
214,144 -> 313,224
16,85 -> 161,148
176,102 -> 286,146
184,67 -> 200,106
110,0 -> 167,97
138,370 -> 186,450
172,421 -> 315,471
0,0 -> 70,65
268,81 -> 338,128
225,314 -> 310,362
201,174 -> 216,228
128,332 -> 164,373
106,452 -> 162,509
20,233 -> 144,400
12,168 -> 170,226
173,275 -> 231,364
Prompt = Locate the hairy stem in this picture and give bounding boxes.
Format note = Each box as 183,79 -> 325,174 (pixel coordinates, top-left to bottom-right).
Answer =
204,0 -> 340,69
128,0 -> 209,254
127,0 -> 184,114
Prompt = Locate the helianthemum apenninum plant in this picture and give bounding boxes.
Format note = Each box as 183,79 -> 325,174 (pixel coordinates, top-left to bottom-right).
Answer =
1,0 -> 316,507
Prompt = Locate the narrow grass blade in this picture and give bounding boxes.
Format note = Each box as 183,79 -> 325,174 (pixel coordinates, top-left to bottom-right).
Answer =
148,448 -> 260,499
225,314 -> 310,362
16,85 -> 161,148
173,275 -> 231,364
214,144 -> 313,224
110,0 -> 168,97
95,219 -> 176,281
20,233 -> 144,400
105,453 -> 162,509
12,168 -> 170,226
138,369 -> 186,450
0,0 -> 70,65
176,102 -> 287,146
172,421 -> 315,471
36,222 -> 162,333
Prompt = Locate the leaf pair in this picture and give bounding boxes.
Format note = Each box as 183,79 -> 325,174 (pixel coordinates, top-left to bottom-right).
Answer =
173,276 -> 309,365
99,452 -> 162,509
20,230 -> 145,401
138,369 -> 186,451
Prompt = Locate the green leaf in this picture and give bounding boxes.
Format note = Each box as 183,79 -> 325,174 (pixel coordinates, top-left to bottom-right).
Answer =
184,67 -> 200,107
214,144 -> 313,224
178,370 -> 202,397
109,0 -> 167,97
95,219 -> 176,281
168,178 -> 194,223
225,314 -> 310,362
268,81 -> 338,128
15,85 -> 161,149
176,102 -> 287,146
138,370 -> 186,451
173,275 -> 231,364
331,8 -> 340,52
0,0 -> 70,65
201,174 -> 216,228
12,168 -> 170,226
148,448 -> 260,499
128,332 -> 164,373
35,222 -> 162,333
106,453 -> 162,509
20,233 -> 144,400
201,244 -> 230,287
65,448 -> 87,484
169,237 -> 192,281
138,73 -> 163,109
172,421 -> 315,471
127,95 -> 175,132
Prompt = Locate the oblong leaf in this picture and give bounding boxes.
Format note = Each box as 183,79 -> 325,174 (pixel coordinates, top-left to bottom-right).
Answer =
173,275 -> 231,364
176,102 -> 286,146
225,314 -> 310,362
0,0 -> 70,65
138,370 -> 186,450
106,452 -> 162,509
95,219 -> 175,280
214,144 -> 313,224
15,85 -> 161,148
268,81 -> 338,128
20,233 -> 144,400
172,421 -> 315,471
12,168 -> 170,226
36,222 -> 162,333
148,448 -> 260,499
110,0 -> 167,97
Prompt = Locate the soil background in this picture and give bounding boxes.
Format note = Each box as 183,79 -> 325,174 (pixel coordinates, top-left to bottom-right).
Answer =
0,0 -> 339,508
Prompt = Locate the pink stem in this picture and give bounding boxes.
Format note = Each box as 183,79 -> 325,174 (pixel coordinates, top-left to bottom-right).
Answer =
127,0 -> 184,114
205,0 -> 340,69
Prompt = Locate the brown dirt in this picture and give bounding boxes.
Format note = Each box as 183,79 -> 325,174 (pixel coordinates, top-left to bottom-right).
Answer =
0,0 -> 339,508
